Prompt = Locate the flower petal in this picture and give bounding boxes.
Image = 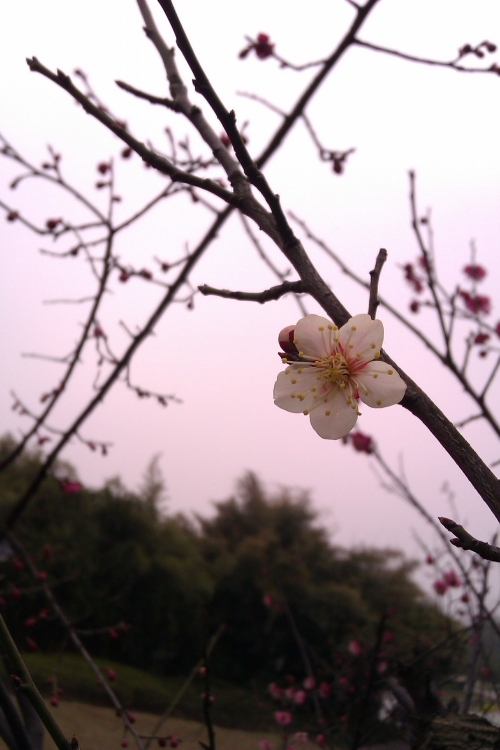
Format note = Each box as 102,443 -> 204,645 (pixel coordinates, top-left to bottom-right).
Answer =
293,314 -> 336,359
309,388 -> 358,439
356,361 -> 406,408
273,365 -> 319,413
338,314 -> 383,364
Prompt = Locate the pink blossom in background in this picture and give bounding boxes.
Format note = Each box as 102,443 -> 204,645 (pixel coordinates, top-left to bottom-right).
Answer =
433,579 -> 447,595
274,710 -> 292,726
268,682 -> 282,699
348,639 -> 363,656
463,264 -> 487,281
60,480 -> 82,494
293,689 -> 307,705
443,569 -> 462,587
318,682 -> 330,698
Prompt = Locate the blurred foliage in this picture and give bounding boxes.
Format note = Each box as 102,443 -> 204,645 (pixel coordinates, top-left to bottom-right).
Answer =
0,434 -> 463,739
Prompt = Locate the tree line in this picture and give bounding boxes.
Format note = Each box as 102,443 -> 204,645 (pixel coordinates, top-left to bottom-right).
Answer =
0,435 -> 459,694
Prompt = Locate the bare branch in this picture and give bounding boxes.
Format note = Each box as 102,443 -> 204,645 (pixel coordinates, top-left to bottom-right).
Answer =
368,248 -> 387,319
354,38 -> 500,75
439,517 -> 500,562
198,280 -> 304,304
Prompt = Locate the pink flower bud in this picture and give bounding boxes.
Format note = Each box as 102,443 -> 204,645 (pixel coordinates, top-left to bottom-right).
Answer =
433,579 -> 447,595
463,264 -> 486,281
349,431 -> 374,454
255,33 -> 275,59
303,676 -> 315,690
278,325 -> 298,356
50,695 -> 59,707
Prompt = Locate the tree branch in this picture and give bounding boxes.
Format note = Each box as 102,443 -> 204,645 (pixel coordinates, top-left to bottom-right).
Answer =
439,517 -> 500,562
198,280 -> 304,304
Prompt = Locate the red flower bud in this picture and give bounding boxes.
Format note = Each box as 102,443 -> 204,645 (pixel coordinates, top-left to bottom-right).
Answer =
46,218 -> 62,230
474,332 -> 490,344
463,264 -> 486,281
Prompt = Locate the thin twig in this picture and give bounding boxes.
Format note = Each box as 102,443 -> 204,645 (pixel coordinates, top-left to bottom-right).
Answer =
198,280 -> 304,304
368,249 -> 387,319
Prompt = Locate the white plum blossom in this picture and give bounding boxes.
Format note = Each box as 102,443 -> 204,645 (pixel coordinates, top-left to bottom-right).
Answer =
273,313 -> 406,439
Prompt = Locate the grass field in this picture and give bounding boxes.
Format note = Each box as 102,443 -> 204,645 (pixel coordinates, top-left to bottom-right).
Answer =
4,699 -> 292,750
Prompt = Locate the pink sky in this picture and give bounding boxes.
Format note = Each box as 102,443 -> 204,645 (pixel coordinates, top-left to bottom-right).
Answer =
1,0 -> 500,575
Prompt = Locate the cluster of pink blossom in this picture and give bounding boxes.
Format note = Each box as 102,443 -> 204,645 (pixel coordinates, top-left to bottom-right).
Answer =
265,673 -> 333,747
433,569 -> 463,596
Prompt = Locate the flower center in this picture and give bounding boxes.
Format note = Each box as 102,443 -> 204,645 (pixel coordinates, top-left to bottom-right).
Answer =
316,352 -> 350,389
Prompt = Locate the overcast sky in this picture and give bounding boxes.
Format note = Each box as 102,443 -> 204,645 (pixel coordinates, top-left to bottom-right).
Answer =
1,0 -> 500,587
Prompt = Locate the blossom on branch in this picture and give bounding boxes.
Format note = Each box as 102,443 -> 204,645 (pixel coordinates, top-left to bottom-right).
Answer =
459,290 -> 491,315
239,33 -> 275,60
274,314 -> 406,440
